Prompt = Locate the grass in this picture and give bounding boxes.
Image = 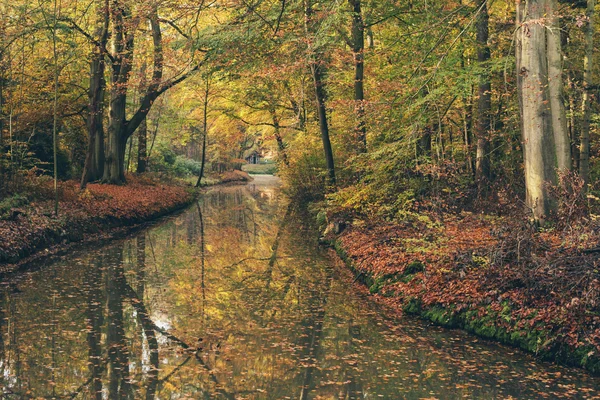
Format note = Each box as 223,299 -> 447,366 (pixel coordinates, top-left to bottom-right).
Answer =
242,163 -> 277,175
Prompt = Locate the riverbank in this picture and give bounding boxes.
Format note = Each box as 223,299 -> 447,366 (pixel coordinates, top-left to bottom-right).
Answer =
0,171 -> 252,274
323,212 -> 600,375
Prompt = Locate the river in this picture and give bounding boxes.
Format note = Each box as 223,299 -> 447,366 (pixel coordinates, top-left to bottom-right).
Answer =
0,175 -> 599,399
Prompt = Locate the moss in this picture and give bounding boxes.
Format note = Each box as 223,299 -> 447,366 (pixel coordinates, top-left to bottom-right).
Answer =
405,260 -> 424,275
369,281 -> 383,294
316,211 -> 328,231
403,298 -> 422,314
423,306 -> 457,326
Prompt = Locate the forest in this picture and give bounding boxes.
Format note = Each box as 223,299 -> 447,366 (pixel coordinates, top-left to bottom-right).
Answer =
1,0 -> 600,393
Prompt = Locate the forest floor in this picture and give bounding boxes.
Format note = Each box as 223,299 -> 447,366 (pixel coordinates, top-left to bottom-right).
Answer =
0,170 -> 252,274
325,210 -> 600,375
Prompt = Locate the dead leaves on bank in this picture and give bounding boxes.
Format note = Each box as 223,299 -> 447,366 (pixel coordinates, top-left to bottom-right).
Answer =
0,176 -> 194,265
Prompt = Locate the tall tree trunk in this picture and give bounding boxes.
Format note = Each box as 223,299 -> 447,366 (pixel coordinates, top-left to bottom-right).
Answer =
104,92 -> 129,183
305,0 -> 336,186
102,0 -> 134,184
51,0 -> 60,215
137,117 -> 147,173
474,0 -> 491,192
196,76 -> 209,187
349,0 -> 367,153
567,73 -> 580,170
463,94 -> 475,177
136,62 -> 148,174
580,0 -> 595,185
0,59 -> 4,146
547,0 -> 571,172
81,0 -> 108,189
517,0 -> 557,223
311,63 -> 336,186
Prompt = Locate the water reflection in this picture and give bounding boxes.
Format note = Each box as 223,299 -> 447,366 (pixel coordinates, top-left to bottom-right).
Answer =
0,176 -> 599,399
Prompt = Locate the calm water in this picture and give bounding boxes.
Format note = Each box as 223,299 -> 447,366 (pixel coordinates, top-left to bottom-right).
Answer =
1,175 -> 599,399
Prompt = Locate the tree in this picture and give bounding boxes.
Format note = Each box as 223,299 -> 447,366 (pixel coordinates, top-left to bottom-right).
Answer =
304,0 -> 336,186
516,0 -> 570,222
348,0 -> 368,153
579,0 -> 595,185
101,1 -> 208,184
196,75 -> 210,187
474,0 -> 491,192
80,0 -> 109,188
547,0 -> 571,173
137,62 -> 148,174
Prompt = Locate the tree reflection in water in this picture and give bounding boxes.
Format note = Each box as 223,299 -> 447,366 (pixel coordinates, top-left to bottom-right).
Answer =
0,176 -> 599,399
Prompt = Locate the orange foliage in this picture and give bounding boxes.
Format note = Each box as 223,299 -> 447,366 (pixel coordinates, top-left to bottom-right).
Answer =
337,212 -> 600,365
0,176 -> 194,266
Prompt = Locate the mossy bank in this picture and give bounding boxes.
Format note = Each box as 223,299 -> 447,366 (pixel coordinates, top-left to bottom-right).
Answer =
321,216 -> 600,376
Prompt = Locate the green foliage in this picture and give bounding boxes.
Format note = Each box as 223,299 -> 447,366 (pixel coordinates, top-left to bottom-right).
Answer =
162,148 -> 177,166
280,142 -> 328,202
0,194 -> 29,220
148,145 -> 203,178
174,156 -> 203,177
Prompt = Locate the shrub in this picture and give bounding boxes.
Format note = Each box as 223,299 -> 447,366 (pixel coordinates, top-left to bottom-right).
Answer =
280,148 -> 328,202
174,156 -> 203,177
148,147 -> 203,178
0,194 -> 29,220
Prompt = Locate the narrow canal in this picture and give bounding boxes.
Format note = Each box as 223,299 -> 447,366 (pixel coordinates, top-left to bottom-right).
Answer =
1,176 -> 599,399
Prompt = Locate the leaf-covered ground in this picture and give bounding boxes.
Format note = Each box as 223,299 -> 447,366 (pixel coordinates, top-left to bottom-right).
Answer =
0,176 -> 196,269
332,212 -> 600,374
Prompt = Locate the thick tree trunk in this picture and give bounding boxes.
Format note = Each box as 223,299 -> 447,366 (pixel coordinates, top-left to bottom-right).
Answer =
81,53 -> 106,186
580,0 -> 595,185
474,0 -> 492,191
349,0 -> 367,153
104,91 -> 129,183
80,0 -> 108,189
517,0 -> 557,223
547,0 -> 571,172
305,0 -> 336,185
102,0 -> 134,184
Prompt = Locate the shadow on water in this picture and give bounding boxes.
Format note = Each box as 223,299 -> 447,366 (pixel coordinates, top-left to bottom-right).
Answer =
0,175 -> 598,399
